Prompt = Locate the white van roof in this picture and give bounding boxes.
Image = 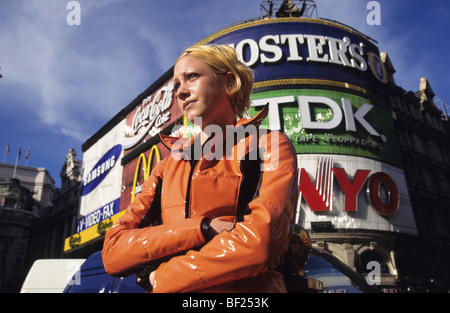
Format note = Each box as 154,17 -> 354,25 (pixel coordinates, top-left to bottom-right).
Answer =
20,259 -> 85,293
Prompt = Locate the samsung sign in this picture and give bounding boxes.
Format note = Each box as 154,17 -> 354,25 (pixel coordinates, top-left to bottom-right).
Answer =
81,144 -> 122,196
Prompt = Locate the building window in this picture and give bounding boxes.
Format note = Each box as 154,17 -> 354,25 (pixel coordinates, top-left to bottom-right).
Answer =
356,250 -> 390,274
4,197 -> 16,208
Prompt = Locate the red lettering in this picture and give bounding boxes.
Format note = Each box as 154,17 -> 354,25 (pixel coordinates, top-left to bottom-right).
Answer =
299,168 -> 330,211
366,172 -> 399,216
299,167 -> 399,217
332,168 -> 370,212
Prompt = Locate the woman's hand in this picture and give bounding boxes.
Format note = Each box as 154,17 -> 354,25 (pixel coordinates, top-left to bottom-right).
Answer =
150,271 -> 155,287
209,218 -> 235,235
147,218 -> 235,290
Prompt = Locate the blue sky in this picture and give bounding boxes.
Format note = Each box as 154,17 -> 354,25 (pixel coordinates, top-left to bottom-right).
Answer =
1,0 -> 449,187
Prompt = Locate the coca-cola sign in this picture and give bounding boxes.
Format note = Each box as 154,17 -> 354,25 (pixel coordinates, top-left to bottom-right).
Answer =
123,80 -> 174,150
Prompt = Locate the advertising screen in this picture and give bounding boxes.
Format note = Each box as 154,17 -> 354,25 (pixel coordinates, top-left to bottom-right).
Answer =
295,154 -> 417,235
120,77 -> 183,211
249,89 -> 402,167
64,120 -> 125,252
199,17 -> 416,235
65,77 -> 182,252
201,18 -> 389,99
66,17 -> 418,253
122,79 -> 180,153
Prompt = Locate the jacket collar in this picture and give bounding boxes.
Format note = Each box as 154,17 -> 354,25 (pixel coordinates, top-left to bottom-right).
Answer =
159,103 -> 268,151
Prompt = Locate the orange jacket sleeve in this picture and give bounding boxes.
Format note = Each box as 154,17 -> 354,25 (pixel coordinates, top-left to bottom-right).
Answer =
152,132 -> 298,293
102,158 -> 207,276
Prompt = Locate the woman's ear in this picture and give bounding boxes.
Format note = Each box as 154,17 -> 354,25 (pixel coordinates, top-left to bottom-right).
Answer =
225,71 -> 237,91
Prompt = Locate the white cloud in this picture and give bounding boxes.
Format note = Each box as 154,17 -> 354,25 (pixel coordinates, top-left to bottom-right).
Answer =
0,0 -> 150,142
1,0 -> 448,148
0,0 -> 264,145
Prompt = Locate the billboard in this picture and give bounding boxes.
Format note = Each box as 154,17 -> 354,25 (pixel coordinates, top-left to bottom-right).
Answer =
247,89 -> 416,235
200,18 -> 390,99
199,17 -> 416,235
295,154 -> 416,235
65,76 -> 182,252
66,17 -> 418,253
249,89 -> 402,167
122,79 -> 180,153
119,78 -> 183,211
64,120 -> 125,252
120,143 -> 172,212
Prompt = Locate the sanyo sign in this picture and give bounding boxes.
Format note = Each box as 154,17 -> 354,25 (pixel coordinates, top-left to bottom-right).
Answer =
253,95 -> 381,138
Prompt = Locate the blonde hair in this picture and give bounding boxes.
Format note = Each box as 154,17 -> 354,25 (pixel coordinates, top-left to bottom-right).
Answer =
176,44 -> 254,118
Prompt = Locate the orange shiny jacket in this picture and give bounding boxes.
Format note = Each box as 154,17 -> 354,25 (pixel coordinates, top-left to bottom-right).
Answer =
102,106 -> 298,293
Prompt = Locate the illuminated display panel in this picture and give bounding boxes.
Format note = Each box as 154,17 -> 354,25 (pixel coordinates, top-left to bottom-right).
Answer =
201,18 -> 417,235
66,17 -> 418,252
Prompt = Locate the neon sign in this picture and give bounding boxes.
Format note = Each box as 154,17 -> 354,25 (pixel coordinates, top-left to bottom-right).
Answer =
299,158 -> 399,216
123,81 -> 174,150
131,145 -> 162,202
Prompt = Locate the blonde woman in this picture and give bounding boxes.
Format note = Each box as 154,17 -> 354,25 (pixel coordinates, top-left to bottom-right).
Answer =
103,44 -> 298,293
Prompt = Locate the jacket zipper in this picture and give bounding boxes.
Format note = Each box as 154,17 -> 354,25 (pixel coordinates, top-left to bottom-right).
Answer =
184,134 -> 215,218
185,158 -> 198,218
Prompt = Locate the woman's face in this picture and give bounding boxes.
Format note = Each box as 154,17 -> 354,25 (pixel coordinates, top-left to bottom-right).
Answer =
173,55 -> 235,128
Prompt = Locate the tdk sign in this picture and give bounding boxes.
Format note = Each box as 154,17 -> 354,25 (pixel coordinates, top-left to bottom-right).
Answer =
81,145 -> 121,196
253,95 -> 380,137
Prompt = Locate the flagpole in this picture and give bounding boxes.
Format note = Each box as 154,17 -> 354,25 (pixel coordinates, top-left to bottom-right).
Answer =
3,144 -> 9,163
25,147 -> 30,166
13,145 -> 20,179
